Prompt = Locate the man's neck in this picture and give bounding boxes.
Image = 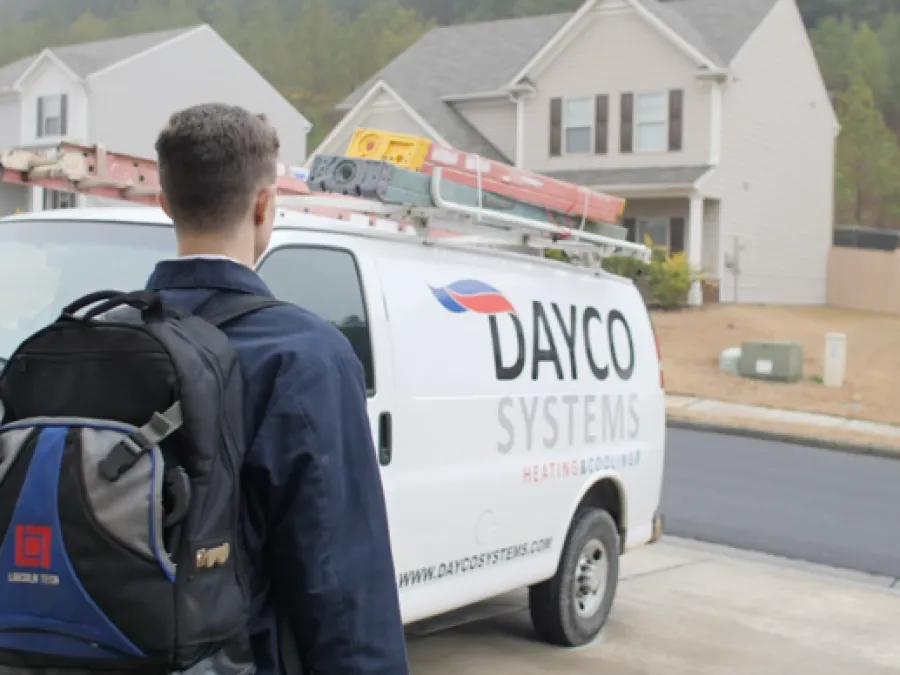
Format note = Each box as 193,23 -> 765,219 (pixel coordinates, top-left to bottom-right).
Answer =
176,238 -> 255,268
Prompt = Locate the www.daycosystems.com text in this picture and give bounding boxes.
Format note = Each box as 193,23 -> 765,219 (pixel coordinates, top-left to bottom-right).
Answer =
398,537 -> 553,589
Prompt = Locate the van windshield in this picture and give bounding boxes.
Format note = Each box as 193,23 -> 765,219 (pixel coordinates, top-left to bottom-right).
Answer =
0,219 -> 176,361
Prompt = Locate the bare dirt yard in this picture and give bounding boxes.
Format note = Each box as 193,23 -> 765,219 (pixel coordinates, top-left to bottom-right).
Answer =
652,305 -> 900,427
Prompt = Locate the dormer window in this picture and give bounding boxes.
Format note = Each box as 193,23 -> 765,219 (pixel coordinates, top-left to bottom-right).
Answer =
37,94 -> 67,138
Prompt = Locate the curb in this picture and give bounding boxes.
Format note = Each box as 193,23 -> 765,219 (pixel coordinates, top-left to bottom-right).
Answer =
666,417 -> 900,461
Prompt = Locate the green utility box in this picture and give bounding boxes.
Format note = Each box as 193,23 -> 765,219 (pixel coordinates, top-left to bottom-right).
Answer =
737,340 -> 804,383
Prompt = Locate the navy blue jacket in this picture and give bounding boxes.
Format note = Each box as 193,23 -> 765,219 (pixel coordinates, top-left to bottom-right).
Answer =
146,258 -> 408,675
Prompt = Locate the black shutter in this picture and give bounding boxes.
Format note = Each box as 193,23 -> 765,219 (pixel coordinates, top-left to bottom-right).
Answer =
60,94 -> 68,136
670,217 -> 685,253
549,98 -> 562,156
668,89 -> 683,151
594,94 -> 608,154
36,97 -> 44,137
620,92 -> 633,153
623,217 -> 637,242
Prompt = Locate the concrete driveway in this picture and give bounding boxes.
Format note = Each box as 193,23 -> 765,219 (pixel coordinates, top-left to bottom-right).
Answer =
405,538 -> 900,674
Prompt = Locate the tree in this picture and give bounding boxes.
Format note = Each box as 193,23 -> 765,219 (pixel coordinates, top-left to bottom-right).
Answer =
339,0 -> 430,88
810,16 -> 856,92
797,0 -> 898,28
835,75 -> 900,226
844,23 -> 890,106
69,11 -> 112,44
876,12 -> 900,129
512,0 -> 582,18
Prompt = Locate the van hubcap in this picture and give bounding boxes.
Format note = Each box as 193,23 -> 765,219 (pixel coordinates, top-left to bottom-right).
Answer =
573,538 -> 607,618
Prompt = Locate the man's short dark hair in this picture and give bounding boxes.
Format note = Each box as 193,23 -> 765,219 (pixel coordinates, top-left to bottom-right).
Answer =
155,103 -> 280,233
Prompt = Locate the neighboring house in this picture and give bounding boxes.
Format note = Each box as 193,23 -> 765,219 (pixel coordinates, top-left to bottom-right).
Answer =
314,0 -> 837,305
0,25 -> 311,216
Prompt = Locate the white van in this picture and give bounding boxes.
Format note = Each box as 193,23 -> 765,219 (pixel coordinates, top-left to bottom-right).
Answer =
0,204 -> 665,647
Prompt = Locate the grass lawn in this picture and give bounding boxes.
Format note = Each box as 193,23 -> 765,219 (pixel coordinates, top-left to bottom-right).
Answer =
651,305 -> 900,427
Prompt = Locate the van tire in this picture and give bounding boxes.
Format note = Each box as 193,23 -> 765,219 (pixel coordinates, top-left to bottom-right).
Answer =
528,508 -> 620,647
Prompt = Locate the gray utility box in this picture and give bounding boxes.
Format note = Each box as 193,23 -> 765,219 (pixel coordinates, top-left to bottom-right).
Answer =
737,340 -> 804,383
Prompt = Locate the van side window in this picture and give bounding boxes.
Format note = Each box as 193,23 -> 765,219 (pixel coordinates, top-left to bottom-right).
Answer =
257,246 -> 375,394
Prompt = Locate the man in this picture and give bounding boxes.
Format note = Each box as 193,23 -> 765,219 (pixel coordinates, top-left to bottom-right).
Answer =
148,103 -> 409,674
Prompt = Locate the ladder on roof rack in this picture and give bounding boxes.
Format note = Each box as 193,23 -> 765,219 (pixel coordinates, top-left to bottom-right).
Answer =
0,130 -> 649,265
0,142 -> 311,204
346,127 -> 626,226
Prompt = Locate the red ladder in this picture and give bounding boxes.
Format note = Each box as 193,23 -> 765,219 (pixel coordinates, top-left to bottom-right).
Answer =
0,140 -> 647,262
0,142 -> 311,205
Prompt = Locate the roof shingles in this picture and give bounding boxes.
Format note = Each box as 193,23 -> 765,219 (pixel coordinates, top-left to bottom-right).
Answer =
547,165 -> 711,188
0,26 -> 197,91
340,0 -> 778,159
343,14 -> 568,160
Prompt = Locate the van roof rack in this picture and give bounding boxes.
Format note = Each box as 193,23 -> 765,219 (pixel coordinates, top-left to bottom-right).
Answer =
0,142 -> 311,205
0,130 -> 649,265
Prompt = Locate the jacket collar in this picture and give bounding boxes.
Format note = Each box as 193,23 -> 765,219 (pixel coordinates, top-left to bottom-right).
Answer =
146,258 -> 273,297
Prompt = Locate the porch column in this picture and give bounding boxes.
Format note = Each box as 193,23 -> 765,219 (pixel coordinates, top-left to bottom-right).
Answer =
687,194 -> 704,306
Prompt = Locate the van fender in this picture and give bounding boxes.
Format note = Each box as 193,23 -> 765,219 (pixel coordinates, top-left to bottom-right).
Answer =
556,471 -> 628,562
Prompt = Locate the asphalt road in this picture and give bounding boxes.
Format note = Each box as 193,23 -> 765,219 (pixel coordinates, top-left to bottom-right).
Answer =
661,427 -> 900,581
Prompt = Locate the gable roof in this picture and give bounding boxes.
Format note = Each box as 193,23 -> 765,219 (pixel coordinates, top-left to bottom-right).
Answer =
338,0 -> 778,155
341,13 -> 569,160
0,26 -> 198,91
657,0 -> 779,64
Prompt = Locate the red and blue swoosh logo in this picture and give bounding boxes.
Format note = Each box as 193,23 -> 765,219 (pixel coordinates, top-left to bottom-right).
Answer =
429,280 -> 515,314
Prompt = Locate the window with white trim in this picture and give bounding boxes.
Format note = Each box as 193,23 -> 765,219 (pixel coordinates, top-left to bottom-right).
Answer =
563,97 -> 592,154
637,218 -> 670,249
634,92 -> 667,153
37,94 -> 67,138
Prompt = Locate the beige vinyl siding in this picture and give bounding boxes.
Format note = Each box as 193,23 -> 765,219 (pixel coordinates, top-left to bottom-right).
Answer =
88,27 -> 308,163
525,5 -> 711,173
452,98 -> 517,161
361,108 -> 429,135
314,89 -> 433,158
703,0 -> 835,304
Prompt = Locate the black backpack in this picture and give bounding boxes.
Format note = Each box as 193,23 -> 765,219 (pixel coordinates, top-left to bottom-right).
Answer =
0,289 -> 283,674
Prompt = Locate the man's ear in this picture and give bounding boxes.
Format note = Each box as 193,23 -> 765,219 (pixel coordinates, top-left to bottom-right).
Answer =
253,185 -> 276,225
159,192 -> 172,219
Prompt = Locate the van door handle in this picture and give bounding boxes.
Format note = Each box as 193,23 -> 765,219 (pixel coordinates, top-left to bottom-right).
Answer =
378,412 -> 392,466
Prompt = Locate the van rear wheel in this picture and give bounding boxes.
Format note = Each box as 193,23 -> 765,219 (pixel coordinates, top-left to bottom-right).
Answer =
528,508 -> 620,647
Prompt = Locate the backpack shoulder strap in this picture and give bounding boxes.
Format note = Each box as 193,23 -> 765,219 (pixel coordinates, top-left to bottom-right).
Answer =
196,294 -> 289,329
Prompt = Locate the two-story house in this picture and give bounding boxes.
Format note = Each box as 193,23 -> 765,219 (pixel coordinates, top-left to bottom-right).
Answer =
313,0 -> 838,305
0,24 -> 311,216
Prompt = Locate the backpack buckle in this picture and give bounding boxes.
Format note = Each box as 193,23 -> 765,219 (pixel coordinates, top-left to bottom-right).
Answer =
133,404 -> 183,448
99,401 -> 184,482
99,441 -> 144,481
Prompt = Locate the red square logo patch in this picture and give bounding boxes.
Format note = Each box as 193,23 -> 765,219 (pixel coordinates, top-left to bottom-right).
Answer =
14,525 -> 52,569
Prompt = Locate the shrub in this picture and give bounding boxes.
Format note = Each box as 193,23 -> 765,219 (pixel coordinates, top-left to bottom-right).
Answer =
544,248 -> 570,263
602,236 -> 703,308
647,251 -> 693,307
548,231 -> 704,308
601,254 -> 648,280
